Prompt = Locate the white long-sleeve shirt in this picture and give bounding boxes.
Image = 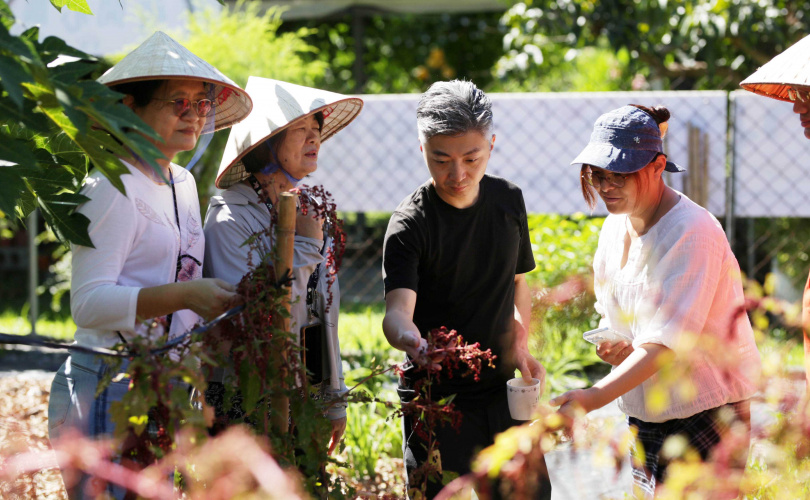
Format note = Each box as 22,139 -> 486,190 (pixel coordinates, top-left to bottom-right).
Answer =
71,161 -> 204,348
593,193 -> 761,422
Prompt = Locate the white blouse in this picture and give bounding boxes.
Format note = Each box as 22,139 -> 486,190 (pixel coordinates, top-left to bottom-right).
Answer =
71,161 -> 204,348
593,193 -> 761,422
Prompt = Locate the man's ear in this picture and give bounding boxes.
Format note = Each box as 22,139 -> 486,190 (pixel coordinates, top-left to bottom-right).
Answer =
419,142 -> 423,153
490,134 -> 496,151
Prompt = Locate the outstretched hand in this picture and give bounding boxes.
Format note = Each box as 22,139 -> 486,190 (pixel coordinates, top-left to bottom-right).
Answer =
548,388 -> 595,436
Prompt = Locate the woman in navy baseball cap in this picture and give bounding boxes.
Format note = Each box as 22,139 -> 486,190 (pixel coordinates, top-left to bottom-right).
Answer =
552,104 -> 761,498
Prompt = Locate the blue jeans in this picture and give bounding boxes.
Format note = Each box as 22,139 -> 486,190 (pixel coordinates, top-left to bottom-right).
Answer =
48,352 -> 130,500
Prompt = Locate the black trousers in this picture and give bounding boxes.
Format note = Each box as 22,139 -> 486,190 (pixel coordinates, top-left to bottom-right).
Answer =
400,386 -> 552,500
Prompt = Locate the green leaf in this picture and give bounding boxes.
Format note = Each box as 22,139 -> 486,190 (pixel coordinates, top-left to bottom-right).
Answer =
0,23 -> 38,63
75,129 -> 133,194
77,82 -> 161,140
15,163 -> 80,195
0,137 -> 36,167
19,26 -> 39,45
0,166 -> 28,216
49,60 -> 95,83
0,94 -> 50,130
0,54 -> 33,107
37,36 -> 95,64
0,2 -> 15,31
52,82 -> 89,135
50,0 -> 93,15
37,193 -> 92,247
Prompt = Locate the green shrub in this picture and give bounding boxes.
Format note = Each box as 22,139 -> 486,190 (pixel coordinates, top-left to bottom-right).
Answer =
526,213 -> 606,394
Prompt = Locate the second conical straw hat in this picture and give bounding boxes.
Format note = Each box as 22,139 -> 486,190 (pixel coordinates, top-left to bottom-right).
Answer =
740,35 -> 810,102
215,76 -> 363,189
97,31 -> 252,131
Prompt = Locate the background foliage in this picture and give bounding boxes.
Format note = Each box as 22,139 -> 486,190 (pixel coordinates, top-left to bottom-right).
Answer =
498,0 -> 810,91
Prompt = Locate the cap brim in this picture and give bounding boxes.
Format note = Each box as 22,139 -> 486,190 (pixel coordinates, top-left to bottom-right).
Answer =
665,160 -> 686,172
570,143 -> 657,174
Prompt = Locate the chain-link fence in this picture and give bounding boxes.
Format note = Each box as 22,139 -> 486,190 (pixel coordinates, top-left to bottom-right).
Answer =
316,90 -> 802,304
730,91 -> 810,301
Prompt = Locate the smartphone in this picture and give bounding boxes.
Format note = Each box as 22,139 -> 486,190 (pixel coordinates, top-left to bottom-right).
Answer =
301,323 -> 325,385
583,327 -> 632,345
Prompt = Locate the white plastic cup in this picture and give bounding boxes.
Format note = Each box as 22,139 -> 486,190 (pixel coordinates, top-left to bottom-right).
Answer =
506,377 -> 542,420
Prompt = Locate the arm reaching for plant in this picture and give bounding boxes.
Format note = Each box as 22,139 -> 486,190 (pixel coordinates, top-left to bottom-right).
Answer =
514,274 -> 545,385
382,288 -> 441,370
550,342 -> 671,416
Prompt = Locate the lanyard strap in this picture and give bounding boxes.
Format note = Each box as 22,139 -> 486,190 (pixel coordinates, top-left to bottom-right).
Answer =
167,169 -> 181,334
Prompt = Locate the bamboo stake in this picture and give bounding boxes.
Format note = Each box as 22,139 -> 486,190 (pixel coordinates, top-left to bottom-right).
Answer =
271,191 -> 297,431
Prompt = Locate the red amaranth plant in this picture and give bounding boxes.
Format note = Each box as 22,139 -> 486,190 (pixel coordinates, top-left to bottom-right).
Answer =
392,327 -> 496,497
295,183 -> 346,312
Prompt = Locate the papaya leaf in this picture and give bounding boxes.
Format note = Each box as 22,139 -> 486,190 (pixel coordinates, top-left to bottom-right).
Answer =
77,82 -> 162,140
49,59 -> 96,84
0,94 -> 50,130
0,23 -> 38,63
0,165 -> 27,216
0,2 -> 14,30
0,54 -> 33,107
37,35 -> 96,64
52,82 -> 89,135
49,59 -> 98,85
22,82 -> 64,120
0,137 -> 36,166
15,163 -> 80,194
50,0 -> 93,15
74,130 -> 130,194
19,26 -> 39,44
37,193 -> 92,247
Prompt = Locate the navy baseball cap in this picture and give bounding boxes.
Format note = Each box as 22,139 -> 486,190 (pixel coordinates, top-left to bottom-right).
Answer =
570,105 -> 685,174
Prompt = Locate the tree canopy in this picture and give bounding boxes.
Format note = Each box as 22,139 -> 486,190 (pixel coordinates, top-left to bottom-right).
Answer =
498,0 -> 809,90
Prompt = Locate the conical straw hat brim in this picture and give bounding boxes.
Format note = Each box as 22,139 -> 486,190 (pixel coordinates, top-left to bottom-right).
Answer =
215,77 -> 363,189
740,35 -> 810,102
97,31 -> 252,131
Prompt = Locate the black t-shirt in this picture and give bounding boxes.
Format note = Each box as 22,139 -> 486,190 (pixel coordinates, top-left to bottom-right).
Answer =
383,174 -> 536,402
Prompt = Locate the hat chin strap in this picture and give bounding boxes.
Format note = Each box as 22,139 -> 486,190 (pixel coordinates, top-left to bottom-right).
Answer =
260,162 -> 303,187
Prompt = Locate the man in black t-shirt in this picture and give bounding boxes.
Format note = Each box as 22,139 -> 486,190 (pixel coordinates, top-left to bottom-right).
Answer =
382,80 -> 551,499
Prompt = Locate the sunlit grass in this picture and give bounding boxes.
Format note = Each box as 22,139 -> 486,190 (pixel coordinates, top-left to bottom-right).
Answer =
0,309 -> 76,340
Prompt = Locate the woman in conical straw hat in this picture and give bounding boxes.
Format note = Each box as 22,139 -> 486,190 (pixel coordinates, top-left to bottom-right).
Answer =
48,31 -> 252,499
741,35 -> 810,388
203,76 -> 362,454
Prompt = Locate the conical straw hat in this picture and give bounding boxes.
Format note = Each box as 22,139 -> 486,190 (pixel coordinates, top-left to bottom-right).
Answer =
740,35 -> 810,102
215,76 -> 363,189
97,31 -> 252,131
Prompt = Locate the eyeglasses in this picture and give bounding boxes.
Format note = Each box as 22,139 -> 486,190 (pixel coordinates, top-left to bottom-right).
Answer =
582,169 -> 630,188
152,97 -> 216,117
788,88 -> 810,103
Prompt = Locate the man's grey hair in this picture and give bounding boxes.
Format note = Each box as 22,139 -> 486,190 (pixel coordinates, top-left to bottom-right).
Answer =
416,80 -> 493,144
